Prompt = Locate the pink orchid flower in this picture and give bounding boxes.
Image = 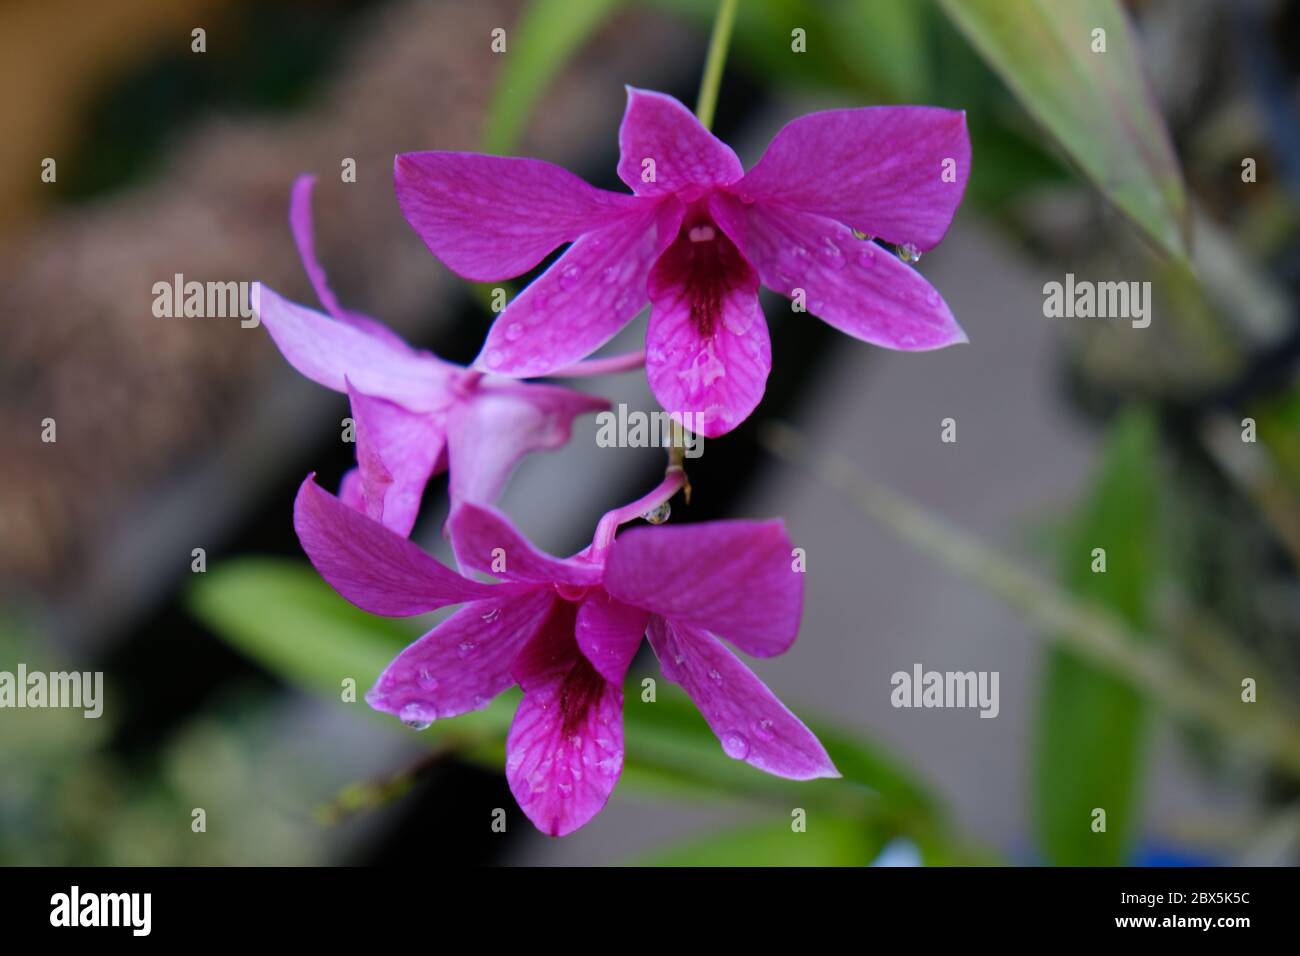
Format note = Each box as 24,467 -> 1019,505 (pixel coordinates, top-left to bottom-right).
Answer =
394,87 -> 970,438
257,175 -> 607,536
293,475 -> 837,836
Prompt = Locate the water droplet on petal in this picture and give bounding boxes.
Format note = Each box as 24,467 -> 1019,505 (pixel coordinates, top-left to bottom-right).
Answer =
708,668 -> 723,685
485,349 -> 505,368
753,718 -> 775,741
819,236 -> 845,269
457,641 -> 477,659
601,265 -> 620,285
480,606 -> 501,624
897,242 -> 921,264
505,322 -> 523,341
417,668 -> 440,691
642,501 -> 671,524
857,246 -> 877,268
560,264 -> 582,289
399,703 -> 433,731
851,228 -> 872,241
721,731 -> 750,759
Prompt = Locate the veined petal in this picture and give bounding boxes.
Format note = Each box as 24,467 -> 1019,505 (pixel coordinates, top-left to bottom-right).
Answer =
445,380 -> 607,507
475,199 -> 684,377
644,214 -> 770,438
711,193 -> 966,351
366,589 -> 556,725
737,106 -> 970,251
293,476 -> 504,616
617,87 -> 743,197
289,175 -> 413,351
507,601 -> 624,836
604,519 -> 802,658
346,381 -> 446,537
394,151 -> 645,281
257,284 -> 454,412
575,591 -> 648,685
647,618 -> 837,781
446,501 -> 604,587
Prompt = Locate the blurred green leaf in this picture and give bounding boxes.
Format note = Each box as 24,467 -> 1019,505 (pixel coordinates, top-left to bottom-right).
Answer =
1035,410 -> 1159,865
632,814 -> 884,866
936,0 -> 1190,262
482,0 -> 627,154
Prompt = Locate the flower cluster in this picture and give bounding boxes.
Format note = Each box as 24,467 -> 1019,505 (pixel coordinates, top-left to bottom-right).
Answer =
259,88 -> 969,834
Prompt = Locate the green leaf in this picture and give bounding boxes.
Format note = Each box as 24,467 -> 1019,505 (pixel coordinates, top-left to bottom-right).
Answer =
936,0 -> 1190,263
1034,410 -> 1160,865
481,0 -> 626,154
631,813 -> 885,866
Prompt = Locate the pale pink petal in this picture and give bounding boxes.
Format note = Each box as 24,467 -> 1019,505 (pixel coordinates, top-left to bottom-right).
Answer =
289,175 -> 412,350
644,215 -> 770,438
648,618 -> 837,781
293,476 -> 505,616
711,193 -> 966,351
366,589 -> 556,724
474,199 -> 684,378
445,380 -> 607,506
256,284 -> 455,412
507,601 -> 624,836
446,502 -> 603,587
346,381 -> 446,537
394,151 -> 645,281
736,106 -> 970,251
575,592 -> 649,684
603,518 -> 802,658
617,87 -> 743,197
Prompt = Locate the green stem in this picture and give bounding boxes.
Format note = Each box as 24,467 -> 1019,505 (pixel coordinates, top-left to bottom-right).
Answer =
760,420 -> 1300,783
695,0 -> 740,131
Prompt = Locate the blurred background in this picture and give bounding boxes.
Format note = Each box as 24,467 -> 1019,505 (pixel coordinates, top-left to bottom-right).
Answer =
3,0 -> 1300,866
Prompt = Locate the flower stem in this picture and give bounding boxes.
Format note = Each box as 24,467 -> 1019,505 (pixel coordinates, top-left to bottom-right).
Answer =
591,468 -> 687,557
695,0 -> 740,132
550,350 -> 646,377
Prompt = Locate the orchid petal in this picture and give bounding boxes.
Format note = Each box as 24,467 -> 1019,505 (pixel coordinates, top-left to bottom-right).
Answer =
648,618 -> 837,781
575,592 -> 648,684
394,151 -> 644,281
644,220 -> 770,438
445,380 -> 607,507
617,87 -> 743,197
604,519 -> 802,657
712,193 -> 966,351
475,199 -> 684,378
737,106 -> 970,251
257,284 -> 454,411
507,601 -> 624,836
366,589 -> 556,724
346,381 -> 446,537
446,502 -> 604,587
293,477 -> 503,616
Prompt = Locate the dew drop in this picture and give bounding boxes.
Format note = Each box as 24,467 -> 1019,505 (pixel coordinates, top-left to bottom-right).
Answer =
485,348 -> 505,368
642,501 -> 671,525
457,640 -> 478,659
505,322 -> 523,342
819,236 -> 845,269
721,731 -> 750,759
708,668 -> 723,685
753,718 -> 775,741
857,246 -> 877,268
560,264 -> 582,289
897,242 -> 922,264
851,228 -> 872,241
417,668 -> 440,691
480,606 -> 501,624
399,703 -> 432,731
601,265 -> 620,285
